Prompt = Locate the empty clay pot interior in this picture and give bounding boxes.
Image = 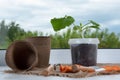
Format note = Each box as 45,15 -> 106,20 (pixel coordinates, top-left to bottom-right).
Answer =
12,41 -> 37,70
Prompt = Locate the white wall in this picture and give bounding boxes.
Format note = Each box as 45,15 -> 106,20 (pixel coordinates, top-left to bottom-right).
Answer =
50,49 -> 120,64
0,50 -> 6,66
0,49 -> 120,66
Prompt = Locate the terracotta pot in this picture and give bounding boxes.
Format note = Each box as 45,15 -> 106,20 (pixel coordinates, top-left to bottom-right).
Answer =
25,36 -> 51,68
5,40 -> 38,71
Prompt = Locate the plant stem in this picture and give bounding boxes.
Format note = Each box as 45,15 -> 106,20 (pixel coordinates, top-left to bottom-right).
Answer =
81,22 -> 91,38
81,30 -> 84,38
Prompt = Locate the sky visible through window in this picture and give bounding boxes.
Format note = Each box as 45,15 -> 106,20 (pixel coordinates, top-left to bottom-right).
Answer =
0,0 -> 120,34
1,0 -> 120,49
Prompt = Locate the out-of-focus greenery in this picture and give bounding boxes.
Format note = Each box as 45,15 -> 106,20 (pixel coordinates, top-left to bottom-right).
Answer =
0,20 -> 120,49
0,20 -> 38,49
51,28 -> 120,48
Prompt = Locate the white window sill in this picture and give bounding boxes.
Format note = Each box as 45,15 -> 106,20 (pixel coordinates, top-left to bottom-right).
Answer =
50,49 -> 120,64
0,49 -> 120,66
0,49 -> 120,80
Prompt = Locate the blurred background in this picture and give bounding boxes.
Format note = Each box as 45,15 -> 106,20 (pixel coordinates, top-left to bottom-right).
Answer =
0,0 -> 120,49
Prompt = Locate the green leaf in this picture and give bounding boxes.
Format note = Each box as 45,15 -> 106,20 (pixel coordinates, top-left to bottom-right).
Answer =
50,15 -> 75,31
80,23 -> 82,27
89,26 -> 100,29
73,25 -> 79,30
89,20 -> 100,26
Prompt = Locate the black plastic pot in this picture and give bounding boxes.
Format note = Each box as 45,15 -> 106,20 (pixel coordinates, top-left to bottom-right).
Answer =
68,38 -> 99,66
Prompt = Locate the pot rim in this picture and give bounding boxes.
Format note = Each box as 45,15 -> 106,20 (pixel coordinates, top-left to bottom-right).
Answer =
68,38 -> 100,44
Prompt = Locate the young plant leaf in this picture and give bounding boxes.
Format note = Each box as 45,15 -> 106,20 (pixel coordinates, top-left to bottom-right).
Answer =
80,23 -> 82,27
89,20 -> 100,26
73,25 -> 79,30
89,26 -> 100,29
50,16 -> 75,31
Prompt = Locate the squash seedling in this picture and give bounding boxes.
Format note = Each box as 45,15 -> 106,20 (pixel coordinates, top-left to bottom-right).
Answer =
50,15 -> 101,66
50,15 -> 100,38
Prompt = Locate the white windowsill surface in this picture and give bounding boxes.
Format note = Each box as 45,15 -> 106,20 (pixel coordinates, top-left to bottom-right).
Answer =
0,49 -> 120,80
50,49 -> 120,64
